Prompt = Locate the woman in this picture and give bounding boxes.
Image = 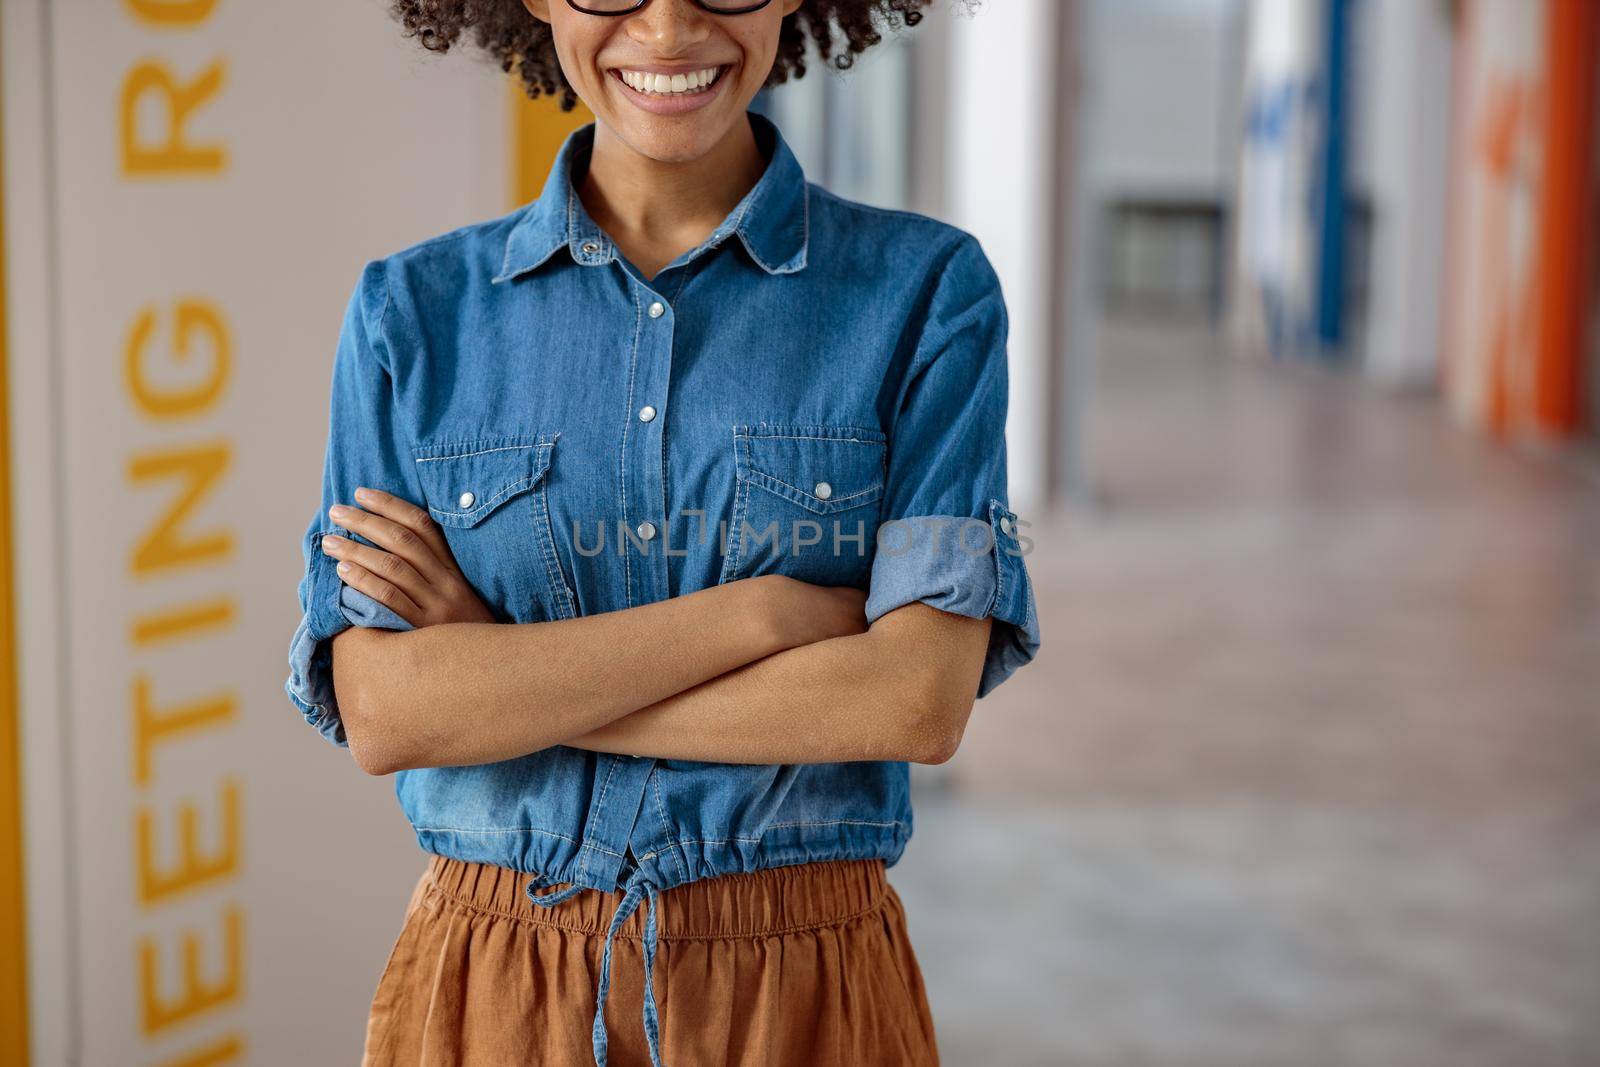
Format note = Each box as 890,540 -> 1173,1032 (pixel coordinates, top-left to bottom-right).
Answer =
284,0 -> 1040,1063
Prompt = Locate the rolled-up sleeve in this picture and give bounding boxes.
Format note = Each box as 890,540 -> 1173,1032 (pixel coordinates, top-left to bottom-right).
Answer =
865,234 -> 1040,697
284,260 -> 419,748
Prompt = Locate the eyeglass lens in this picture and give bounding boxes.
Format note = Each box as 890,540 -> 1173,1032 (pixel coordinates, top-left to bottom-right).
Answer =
568,0 -> 774,15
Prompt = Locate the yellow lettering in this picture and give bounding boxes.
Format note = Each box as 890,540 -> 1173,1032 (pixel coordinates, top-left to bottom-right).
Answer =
131,598 -> 235,646
127,301 -> 231,419
140,906 -> 245,1034
128,442 -> 233,575
138,779 -> 241,904
124,0 -> 219,27
121,61 -> 227,176
133,676 -> 235,785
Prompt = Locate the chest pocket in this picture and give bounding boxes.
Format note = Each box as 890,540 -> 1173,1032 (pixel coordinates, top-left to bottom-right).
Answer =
720,424 -> 887,588
412,432 -> 576,623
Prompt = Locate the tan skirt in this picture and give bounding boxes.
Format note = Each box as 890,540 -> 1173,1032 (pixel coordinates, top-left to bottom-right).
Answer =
360,854 -> 940,1067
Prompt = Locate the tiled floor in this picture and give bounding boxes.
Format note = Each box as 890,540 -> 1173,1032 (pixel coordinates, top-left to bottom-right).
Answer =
891,321 -> 1600,1066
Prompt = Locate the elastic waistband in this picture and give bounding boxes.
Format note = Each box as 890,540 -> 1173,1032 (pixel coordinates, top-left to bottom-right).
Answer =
424,854 -> 887,941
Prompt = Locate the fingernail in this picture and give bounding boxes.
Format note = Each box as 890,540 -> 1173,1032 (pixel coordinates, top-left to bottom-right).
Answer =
322,535 -> 344,552
329,505 -> 349,520
336,561 -> 350,574
354,487 -> 372,502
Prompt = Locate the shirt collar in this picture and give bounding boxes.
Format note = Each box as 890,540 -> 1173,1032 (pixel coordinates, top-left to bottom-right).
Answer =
494,111 -> 809,284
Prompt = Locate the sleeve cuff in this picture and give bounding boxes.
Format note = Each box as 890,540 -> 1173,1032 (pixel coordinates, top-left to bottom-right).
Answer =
865,501 -> 1041,697
283,530 -> 414,748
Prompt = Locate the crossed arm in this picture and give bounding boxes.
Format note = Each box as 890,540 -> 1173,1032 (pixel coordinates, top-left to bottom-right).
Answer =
324,487 -> 991,776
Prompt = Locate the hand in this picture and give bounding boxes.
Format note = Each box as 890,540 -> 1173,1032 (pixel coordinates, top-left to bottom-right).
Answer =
755,575 -> 869,650
320,487 -> 497,627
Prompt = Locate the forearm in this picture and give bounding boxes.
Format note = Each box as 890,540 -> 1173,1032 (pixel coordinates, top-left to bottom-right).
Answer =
334,577 -> 794,774
568,605 -> 991,765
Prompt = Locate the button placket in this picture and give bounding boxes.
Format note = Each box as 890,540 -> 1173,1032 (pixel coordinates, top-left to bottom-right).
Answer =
621,285 -> 674,607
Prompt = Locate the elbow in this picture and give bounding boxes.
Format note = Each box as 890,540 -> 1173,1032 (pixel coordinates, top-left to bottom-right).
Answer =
342,680 -> 426,776
331,628 -> 414,776
867,605 -> 990,766
899,681 -> 974,766
346,720 -> 405,777
909,725 -> 964,766
339,682 -> 408,776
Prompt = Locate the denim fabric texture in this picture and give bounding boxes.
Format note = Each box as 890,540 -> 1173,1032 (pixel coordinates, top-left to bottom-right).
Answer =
284,111 -> 1039,1063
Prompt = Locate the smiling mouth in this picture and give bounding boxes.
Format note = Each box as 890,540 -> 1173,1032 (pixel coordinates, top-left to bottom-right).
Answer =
614,65 -> 730,97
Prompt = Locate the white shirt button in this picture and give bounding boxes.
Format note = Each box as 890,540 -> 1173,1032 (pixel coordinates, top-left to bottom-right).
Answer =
636,521 -> 657,541
1000,516 -> 1015,536
648,301 -> 666,319
638,405 -> 657,422
458,491 -> 476,509
813,482 -> 833,501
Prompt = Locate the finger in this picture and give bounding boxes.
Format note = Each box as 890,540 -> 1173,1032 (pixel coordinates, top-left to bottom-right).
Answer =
322,532 -> 433,607
329,500 -> 448,584
329,558 -> 424,625
350,487 -> 456,566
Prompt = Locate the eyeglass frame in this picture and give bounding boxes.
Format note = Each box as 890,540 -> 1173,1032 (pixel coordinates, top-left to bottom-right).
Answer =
564,0 -> 775,16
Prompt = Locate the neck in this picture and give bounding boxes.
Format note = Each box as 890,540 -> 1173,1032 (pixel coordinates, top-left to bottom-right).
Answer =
578,116 -> 768,278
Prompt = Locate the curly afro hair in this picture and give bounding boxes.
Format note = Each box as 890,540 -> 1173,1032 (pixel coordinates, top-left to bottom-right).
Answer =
390,0 -> 937,111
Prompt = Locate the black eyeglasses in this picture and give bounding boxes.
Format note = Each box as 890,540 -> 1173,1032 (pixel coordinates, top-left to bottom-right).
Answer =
566,0 -> 775,14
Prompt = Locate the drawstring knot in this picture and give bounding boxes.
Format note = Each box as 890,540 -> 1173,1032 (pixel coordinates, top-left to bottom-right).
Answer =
525,871 -> 663,1067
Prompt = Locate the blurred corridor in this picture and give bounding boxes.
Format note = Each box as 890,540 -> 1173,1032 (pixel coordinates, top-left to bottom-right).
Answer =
897,317 -> 1600,1066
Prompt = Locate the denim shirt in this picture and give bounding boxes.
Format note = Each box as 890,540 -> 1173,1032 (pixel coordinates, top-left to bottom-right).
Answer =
284,112 -> 1038,1064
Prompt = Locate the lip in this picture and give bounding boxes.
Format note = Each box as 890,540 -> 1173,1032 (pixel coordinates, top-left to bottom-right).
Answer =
608,63 -> 734,116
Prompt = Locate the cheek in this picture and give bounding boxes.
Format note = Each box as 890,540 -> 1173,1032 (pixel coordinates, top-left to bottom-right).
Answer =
549,23 -> 606,93
736,28 -> 781,90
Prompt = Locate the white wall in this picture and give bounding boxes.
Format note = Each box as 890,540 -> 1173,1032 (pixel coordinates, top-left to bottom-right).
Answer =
1088,0 -> 1243,201
1357,0 -> 1454,388
3,3 -> 506,1063
945,0 -> 1058,515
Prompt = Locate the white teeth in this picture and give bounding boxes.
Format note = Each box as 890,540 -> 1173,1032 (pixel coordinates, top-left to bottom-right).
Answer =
620,67 -> 722,96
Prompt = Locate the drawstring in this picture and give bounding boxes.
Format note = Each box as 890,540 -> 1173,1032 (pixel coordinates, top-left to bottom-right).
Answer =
525,871 -> 664,1067
592,878 -> 661,1067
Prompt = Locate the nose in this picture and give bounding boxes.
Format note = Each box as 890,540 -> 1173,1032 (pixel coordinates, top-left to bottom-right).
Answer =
625,0 -> 713,55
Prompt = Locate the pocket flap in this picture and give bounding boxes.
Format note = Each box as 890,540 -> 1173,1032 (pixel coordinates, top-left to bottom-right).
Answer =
735,424 -> 886,514
412,434 -> 556,529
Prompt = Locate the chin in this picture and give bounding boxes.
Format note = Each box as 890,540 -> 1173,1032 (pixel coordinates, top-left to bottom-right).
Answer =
612,117 -> 736,165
